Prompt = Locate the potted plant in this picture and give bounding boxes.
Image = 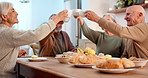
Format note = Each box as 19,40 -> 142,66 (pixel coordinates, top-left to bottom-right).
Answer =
115,0 -> 136,9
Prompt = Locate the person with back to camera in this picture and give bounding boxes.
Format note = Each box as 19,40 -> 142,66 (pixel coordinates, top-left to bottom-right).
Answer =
84,5 -> 148,59
74,13 -> 125,57
0,2 -> 67,78
39,14 -> 75,57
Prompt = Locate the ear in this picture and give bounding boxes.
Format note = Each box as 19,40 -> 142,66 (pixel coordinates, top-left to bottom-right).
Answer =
138,12 -> 143,17
1,14 -> 7,21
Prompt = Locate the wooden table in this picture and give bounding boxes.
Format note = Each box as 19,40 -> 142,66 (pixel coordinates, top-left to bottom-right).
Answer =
16,57 -> 148,78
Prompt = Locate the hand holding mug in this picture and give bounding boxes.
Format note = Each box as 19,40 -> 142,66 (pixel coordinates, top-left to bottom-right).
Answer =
73,16 -> 84,25
53,10 -> 68,24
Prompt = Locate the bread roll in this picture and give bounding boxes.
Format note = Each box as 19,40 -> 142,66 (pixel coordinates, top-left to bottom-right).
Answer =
69,53 -> 85,64
101,59 -> 124,69
95,59 -> 107,68
79,54 -> 99,64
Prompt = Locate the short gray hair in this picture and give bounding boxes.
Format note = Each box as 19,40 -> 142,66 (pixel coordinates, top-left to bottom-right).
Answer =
0,2 -> 13,23
103,13 -> 117,23
49,14 -> 56,20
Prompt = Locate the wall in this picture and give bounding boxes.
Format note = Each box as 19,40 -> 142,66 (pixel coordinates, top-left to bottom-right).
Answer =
31,0 -> 64,29
87,0 -> 127,28
0,0 -> 32,30
87,0 -> 109,31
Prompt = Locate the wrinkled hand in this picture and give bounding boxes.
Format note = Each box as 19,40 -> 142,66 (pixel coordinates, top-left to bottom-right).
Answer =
84,10 -> 101,23
53,10 -> 68,24
18,49 -> 28,58
73,16 -> 84,25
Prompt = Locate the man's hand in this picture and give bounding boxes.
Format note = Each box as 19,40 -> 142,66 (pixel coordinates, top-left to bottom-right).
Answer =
73,16 -> 84,25
18,49 -> 28,58
53,10 -> 68,24
84,10 -> 101,23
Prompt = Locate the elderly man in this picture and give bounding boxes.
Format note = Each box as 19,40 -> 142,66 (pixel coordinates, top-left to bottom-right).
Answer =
0,2 -> 67,78
84,5 -> 148,59
39,14 -> 74,57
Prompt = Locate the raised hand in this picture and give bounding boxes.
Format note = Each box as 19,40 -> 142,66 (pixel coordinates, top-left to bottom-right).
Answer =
85,10 -> 101,23
52,10 -> 68,24
73,16 -> 84,25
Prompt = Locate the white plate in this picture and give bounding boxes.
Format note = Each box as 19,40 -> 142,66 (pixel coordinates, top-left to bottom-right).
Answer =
28,57 -> 48,62
92,66 -> 134,73
111,57 -> 120,60
17,57 -> 47,60
69,63 -> 95,68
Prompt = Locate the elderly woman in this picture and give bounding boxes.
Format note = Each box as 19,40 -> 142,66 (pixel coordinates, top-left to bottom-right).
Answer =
75,13 -> 125,57
0,2 -> 67,78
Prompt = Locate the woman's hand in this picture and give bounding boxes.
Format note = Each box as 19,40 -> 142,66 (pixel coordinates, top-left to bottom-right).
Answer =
53,10 -> 68,24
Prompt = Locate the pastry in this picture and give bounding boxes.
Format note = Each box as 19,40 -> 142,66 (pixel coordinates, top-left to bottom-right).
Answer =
122,58 -> 135,68
31,55 -> 38,59
100,59 -> 124,69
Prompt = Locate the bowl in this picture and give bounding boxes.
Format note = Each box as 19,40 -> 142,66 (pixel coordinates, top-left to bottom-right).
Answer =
133,60 -> 147,67
55,57 -> 70,64
64,52 -> 77,57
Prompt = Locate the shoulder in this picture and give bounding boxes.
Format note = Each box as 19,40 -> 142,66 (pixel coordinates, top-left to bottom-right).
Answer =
61,31 -> 68,34
135,23 -> 148,27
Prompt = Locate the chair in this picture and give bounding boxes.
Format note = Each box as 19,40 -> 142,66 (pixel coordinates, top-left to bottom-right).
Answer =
78,39 -> 96,50
29,43 -> 40,55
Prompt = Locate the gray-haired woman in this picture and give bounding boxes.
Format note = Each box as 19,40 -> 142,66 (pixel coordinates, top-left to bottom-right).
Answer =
74,13 -> 125,57
0,2 -> 67,78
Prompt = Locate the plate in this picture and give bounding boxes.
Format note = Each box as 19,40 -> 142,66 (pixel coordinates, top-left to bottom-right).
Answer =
69,63 -> 95,68
92,66 -> 134,73
28,57 -> 48,62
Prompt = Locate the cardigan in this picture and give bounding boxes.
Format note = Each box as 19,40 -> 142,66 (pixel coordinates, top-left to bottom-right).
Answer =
39,31 -> 74,57
0,20 -> 56,77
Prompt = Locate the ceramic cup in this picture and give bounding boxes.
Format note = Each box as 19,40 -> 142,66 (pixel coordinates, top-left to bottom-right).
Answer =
64,10 -> 73,22
72,9 -> 85,17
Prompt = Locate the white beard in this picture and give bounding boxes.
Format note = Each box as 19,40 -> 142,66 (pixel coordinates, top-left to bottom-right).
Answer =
55,29 -> 62,33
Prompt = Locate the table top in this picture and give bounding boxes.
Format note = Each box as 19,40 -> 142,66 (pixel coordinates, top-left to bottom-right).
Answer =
17,57 -> 148,78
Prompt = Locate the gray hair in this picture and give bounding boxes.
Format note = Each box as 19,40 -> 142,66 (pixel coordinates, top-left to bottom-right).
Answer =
0,2 -> 13,23
49,14 -> 56,20
103,13 -> 117,23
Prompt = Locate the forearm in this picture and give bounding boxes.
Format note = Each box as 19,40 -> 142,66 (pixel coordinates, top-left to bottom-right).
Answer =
97,18 -> 147,42
13,20 -> 56,47
81,22 -> 100,43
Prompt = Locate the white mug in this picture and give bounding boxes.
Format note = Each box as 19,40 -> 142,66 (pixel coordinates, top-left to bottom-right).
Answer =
72,9 -> 85,17
64,10 -> 73,22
